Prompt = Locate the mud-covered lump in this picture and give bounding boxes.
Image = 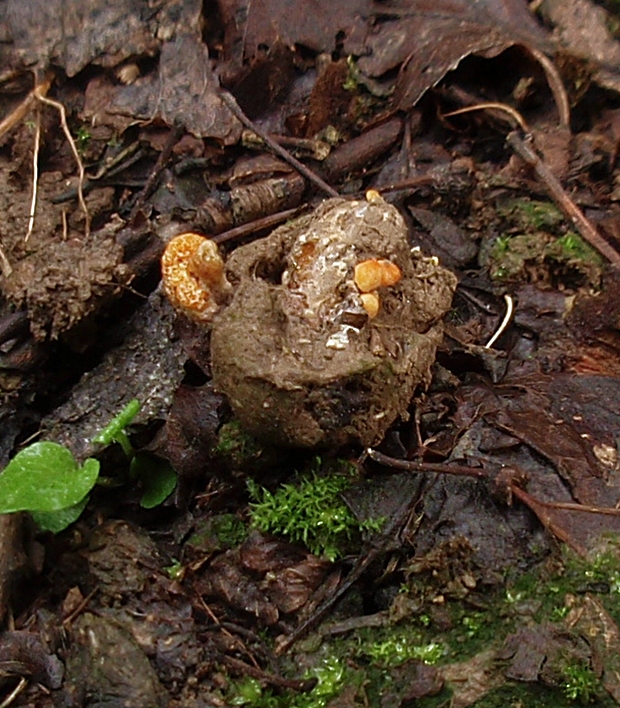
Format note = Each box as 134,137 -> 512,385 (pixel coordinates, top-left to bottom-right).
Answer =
182,196 -> 455,449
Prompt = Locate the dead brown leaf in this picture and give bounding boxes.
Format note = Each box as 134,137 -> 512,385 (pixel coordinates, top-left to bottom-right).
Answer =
440,648 -> 504,708
110,35 -> 241,144
345,0 -> 552,109
217,0 -> 374,68
0,0 -> 202,76
381,660 -> 444,707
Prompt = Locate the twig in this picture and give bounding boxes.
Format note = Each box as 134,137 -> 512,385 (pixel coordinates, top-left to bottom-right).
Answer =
369,449 -> 620,558
524,45 -> 571,128
213,206 -> 303,245
25,105 -> 41,242
507,131 -> 620,269
485,294 -> 514,348
0,76 -> 46,140
214,621 -> 274,666
61,208 -> 68,240
444,102 -> 529,132
242,129 -> 332,160
373,174 -> 434,196
33,86 -> 90,237
220,91 -> 340,199
0,75 -> 50,242
220,655 -> 317,692
366,448 -> 487,478
0,677 -> 27,708
511,484 -> 620,517
52,142 -> 145,203
61,587 -> 98,626
194,591 -> 224,628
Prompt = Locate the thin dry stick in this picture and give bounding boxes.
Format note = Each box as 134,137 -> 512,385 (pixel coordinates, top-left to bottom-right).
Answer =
0,85 -> 40,140
25,104 -> 41,242
61,208 -> 68,240
221,655 -> 317,692
507,130 -> 620,269
277,466 -> 426,654
374,174 -> 434,196
220,90 -> 340,198
0,677 -> 27,708
511,484 -> 620,517
485,294 -> 514,348
369,448 -> 620,518
444,102 -> 530,132
366,448 -> 487,477
213,206 -> 302,245
34,87 -> 90,237
61,587 -> 98,626
524,45 -> 571,128
0,76 -> 51,247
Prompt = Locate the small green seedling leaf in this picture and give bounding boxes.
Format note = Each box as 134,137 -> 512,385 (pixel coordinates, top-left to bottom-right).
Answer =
130,453 -> 177,509
0,442 -> 99,513
31,497 -> 89,534
92,399 -> 141,456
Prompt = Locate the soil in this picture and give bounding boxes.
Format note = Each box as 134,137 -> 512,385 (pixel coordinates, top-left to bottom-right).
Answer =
211,197 -> 456,448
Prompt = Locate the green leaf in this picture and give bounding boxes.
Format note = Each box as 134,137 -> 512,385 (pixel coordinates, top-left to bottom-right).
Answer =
92,399 -> 141,447
31,496 -> 89,533
130,454 -> 177,509
0,442 -> 100,513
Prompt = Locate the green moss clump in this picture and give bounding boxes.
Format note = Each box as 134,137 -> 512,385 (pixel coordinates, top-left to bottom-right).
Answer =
499,199 -> 564,231
248,462 -> 383,561
488,230 -> 602,284
215,420 -> 265,466
487,198 -> 603,286
359,632 -> 444,667
562,660 -> 599,704
185,513 -> 248,554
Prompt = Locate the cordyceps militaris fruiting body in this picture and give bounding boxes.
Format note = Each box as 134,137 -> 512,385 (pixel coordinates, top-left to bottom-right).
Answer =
161,196 -> 457,448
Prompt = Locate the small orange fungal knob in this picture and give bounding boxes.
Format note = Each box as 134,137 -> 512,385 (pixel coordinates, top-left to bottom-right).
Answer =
161,233 -> 230,322
365,189 -> 383,202
360,292 -> 380,318
354,258 -> 402,293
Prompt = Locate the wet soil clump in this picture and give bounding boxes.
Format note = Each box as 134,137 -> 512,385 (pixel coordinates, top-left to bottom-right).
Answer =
211,197 -> 457,448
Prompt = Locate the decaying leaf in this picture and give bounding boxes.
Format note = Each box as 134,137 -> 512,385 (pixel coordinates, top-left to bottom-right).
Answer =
440,648 -> 504,708
0,0 -> 202,76
110,34 -> 242,144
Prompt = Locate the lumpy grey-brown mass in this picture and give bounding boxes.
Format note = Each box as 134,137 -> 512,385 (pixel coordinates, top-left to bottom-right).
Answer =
211,197 -> 457,448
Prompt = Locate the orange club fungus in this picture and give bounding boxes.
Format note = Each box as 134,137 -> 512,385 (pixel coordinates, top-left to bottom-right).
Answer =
160,233 -> 231,322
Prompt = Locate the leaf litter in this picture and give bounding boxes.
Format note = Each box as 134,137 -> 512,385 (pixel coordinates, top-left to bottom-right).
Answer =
3,0 -> 620,706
